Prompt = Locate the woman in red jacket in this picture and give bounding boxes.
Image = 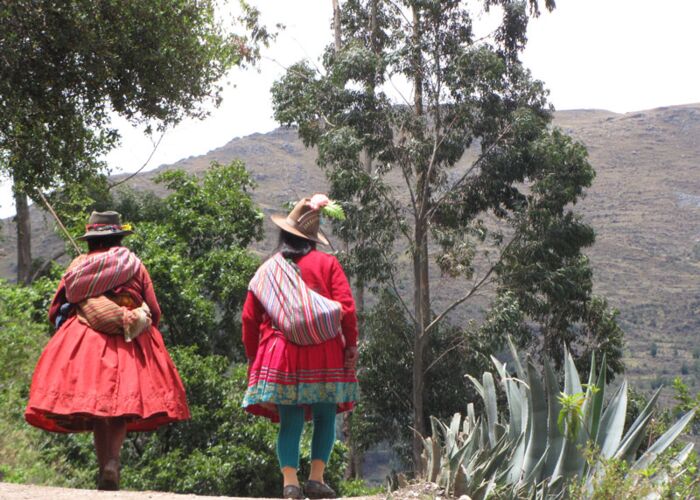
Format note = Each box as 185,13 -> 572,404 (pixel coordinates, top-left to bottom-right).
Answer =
242,196 -> 359,499
25,211 -> 190,491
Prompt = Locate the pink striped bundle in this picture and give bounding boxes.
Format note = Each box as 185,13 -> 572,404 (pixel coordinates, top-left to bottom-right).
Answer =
249,253 -> 342,346
64,247 -> 141,303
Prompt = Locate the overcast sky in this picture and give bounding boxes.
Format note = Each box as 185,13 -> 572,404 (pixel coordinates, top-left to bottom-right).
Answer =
2,0 -> 699,218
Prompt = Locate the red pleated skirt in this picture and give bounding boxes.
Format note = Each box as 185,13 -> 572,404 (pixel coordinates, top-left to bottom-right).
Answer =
25,317 -> 190,433
243,331 -> 358,422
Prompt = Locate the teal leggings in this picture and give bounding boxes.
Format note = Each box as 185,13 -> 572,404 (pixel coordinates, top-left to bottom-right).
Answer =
277,403 -> 336,469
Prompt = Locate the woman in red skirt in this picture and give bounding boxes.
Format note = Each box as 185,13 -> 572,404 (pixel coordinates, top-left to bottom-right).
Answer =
242,196 -> 359,499
25,211 -> 190,490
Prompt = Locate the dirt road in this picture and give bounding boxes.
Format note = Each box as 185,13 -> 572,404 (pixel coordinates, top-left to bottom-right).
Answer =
0,483 -> 386,500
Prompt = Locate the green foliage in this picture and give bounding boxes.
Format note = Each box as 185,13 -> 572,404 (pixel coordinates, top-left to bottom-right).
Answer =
421,343 -> 697,498
568,449 -> 700,499
672,376 -> 700,436
337,478 -> 384,497
46,161 -> 263,358
129,163 -> 262,359
153,164 -> 264,253
354,290 -> 504,463
557,392 -> 587,441
0,0 -> 266,194
321,200 -> 347,221
0,275 -> 96,488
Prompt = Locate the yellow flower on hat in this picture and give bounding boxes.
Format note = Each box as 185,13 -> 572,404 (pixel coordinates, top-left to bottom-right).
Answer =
121,223 -> 133,231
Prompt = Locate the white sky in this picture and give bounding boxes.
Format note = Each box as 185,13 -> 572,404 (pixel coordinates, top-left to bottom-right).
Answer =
2,0 -> 700,218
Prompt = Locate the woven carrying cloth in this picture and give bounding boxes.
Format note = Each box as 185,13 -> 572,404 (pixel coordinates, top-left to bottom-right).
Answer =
249,253 -> 342,346
64,247 -> 141,303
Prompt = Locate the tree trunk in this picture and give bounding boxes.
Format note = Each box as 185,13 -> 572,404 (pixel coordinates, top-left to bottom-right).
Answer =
14,186 -> 32,284
411,221 -> 430,471
332,0 -> 342,51
355,278 -> 365,331
410,4 -> 429,472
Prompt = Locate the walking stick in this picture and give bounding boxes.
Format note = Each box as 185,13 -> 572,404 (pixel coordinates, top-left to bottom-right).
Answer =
36,190 -> 83,255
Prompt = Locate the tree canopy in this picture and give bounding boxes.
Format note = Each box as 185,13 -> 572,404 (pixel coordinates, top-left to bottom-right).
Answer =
0,0 -> 271,281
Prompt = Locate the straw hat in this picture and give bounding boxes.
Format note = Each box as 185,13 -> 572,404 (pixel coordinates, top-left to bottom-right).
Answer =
271,197 -> 330,246
77,211 -> 133,241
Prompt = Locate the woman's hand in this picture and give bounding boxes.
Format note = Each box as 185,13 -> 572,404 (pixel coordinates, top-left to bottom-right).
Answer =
344,346 -> 359,370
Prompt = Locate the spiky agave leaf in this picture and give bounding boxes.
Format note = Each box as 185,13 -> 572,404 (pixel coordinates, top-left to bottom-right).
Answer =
425,341 -> 696,498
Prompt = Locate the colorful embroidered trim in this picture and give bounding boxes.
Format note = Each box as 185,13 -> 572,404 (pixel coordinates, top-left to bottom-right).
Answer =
243,380 -> 359,407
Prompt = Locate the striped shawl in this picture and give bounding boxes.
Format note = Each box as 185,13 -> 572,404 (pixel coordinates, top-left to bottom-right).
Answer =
249,253 -> 342,346
63,248 -> 150,340
64,247 -> 141,303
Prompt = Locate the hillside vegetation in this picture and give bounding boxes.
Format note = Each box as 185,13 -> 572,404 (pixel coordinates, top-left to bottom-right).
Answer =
1,104 -> 699,391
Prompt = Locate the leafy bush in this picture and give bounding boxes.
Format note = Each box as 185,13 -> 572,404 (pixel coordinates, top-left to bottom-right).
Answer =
0,274 -> 99,488
337,478 -> 384,497
121,162 -> 263,360
568,450 -> 700,499
354,290 -> 493,463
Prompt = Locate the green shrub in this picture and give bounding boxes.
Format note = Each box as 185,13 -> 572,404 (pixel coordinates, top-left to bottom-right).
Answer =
338,478 -> 384,497
568,449 -> 700,499
0,276 -> 65,486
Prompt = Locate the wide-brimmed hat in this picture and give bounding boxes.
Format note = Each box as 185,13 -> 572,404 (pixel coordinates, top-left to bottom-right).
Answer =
271,197 -> 330,246
77,211 -> 134,241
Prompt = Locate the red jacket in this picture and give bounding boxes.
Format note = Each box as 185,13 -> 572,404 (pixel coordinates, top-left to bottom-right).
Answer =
242,249 -> 358,360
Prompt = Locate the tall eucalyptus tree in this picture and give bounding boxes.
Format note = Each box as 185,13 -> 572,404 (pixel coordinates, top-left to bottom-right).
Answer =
272,0 -> 623,468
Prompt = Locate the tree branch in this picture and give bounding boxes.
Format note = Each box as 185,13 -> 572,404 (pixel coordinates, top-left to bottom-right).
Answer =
419,112 -> 459,222
425,235 -> 518,333
108,131 -> 165,190
425,268 -> 495,334
366,170 -> 413,247
424,336 -> 467,374
397,158 -> 418,221
29,248 -> 66,283
427,122 -> 514,222
368,232 -> 418,327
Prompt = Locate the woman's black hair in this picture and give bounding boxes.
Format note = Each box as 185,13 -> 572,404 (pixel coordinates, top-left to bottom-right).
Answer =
276,229 -> 316,260
86,235 -> 124,252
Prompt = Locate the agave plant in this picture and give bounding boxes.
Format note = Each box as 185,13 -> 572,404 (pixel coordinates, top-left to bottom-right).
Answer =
420,338 -> 696,498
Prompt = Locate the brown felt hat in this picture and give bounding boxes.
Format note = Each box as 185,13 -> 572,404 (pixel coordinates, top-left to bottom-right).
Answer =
271,198 -> 330,246
77,211 -> 134,241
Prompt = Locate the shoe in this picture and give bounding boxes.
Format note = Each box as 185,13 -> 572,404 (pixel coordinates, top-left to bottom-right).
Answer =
304,480 -> 336,499
282,484 -> 304,499
97,459 -> 120,491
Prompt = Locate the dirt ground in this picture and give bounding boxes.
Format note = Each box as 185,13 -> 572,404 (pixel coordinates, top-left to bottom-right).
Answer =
0,483 -> 390,500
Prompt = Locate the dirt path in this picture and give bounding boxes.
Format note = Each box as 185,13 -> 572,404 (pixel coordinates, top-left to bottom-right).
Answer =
0,483 -> 385,500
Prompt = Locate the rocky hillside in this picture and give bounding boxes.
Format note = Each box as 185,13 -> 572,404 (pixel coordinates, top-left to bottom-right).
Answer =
1,105 -> 699,390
